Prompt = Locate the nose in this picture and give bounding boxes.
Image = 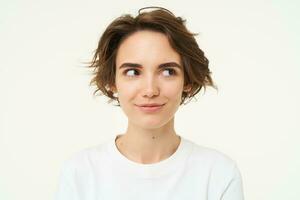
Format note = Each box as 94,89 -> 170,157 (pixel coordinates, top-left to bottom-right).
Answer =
142,75 -> 160,98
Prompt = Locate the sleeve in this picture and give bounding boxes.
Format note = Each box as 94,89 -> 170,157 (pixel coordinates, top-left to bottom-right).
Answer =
220,163 -> 245,200
54,160 -> 80,200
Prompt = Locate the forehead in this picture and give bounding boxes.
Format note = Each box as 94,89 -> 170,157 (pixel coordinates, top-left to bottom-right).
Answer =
116,30 -> 181,67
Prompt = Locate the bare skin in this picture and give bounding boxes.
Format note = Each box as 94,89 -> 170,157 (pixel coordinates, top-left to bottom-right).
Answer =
113,30 -> 190,164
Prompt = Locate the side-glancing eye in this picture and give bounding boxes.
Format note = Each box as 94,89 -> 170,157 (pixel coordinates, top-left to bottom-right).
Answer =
123,68 -> 177,77
124,69 -> 140,77
162,68 -> 177,76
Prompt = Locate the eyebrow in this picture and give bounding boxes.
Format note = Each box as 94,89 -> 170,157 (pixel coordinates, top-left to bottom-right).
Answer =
118,62 -> 182,70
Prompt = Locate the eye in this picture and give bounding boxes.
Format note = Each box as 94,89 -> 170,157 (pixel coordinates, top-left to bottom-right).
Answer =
124,69 -> 140,77
162,68 -> 177,76
123,68 -> 177,77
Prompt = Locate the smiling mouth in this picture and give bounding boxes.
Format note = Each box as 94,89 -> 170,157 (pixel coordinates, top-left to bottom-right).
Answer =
136,103 -> 165,107
135,104 -> 165,112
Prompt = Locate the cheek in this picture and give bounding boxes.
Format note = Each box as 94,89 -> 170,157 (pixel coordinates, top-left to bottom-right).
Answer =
116,78 -> 184,102
117,82 -> 138,102
163,82 -> 184,98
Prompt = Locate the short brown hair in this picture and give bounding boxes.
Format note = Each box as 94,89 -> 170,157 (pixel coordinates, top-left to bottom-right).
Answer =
86,7 -> 217,106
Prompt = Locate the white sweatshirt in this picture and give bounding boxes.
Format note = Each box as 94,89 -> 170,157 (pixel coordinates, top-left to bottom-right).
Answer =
55,135 -> 244,200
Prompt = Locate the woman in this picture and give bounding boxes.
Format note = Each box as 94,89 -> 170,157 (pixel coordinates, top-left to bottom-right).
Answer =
55,7 -> 244,200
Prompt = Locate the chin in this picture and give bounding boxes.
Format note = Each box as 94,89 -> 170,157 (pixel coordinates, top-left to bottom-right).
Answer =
137,116 -> 174,129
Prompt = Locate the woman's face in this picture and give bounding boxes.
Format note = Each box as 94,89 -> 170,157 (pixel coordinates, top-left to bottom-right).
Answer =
114,30 -> 186,129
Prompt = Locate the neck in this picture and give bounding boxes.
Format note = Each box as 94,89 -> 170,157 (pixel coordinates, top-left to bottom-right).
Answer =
115,118 -> 181,164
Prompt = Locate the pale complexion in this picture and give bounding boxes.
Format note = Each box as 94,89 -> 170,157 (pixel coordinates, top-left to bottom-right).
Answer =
112,30 -> 191,164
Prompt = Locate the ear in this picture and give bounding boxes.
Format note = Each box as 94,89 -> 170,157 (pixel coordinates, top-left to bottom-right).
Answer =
183,84 -> 192,92
110,85 -> 118,93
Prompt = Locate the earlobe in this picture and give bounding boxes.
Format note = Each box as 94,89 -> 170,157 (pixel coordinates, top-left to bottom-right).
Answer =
110,85 -> 118,93
183,85 -> 192,92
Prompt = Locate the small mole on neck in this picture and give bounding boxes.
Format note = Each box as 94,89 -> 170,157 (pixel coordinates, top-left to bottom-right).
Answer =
152,136 -> 156,139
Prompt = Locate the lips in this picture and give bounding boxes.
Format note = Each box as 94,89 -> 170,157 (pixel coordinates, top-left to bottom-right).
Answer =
137,103 -> 165,107
135,103 -> 165,112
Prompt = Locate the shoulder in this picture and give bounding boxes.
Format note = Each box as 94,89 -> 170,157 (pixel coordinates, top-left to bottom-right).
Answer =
60,140 -> 110,173
183,139 -> 244,198
185,139 -> 241,179
186,139 -> 236,164
185,139 -> 243,193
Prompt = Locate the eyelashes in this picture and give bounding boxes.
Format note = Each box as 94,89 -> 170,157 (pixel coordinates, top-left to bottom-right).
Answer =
123,68 -> 177,77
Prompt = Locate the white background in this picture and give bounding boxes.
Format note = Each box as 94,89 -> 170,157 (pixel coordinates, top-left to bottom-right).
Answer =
1,0 -> 299,199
